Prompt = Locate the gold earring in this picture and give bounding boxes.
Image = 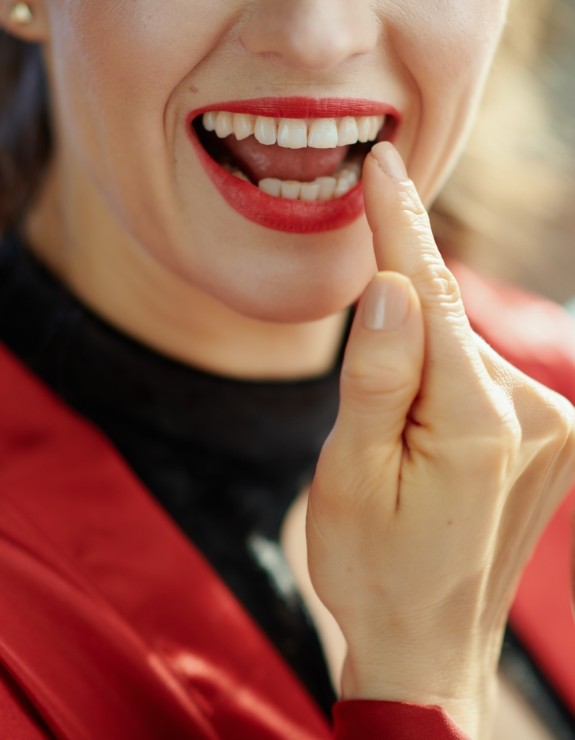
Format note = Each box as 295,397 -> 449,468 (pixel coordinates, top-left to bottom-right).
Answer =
9,2 -> 34,25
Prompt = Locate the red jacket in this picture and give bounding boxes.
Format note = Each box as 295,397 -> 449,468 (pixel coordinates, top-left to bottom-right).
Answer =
0,265 -> 573,738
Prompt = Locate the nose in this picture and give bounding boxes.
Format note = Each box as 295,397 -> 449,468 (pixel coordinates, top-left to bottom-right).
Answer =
240,0 -> 378,72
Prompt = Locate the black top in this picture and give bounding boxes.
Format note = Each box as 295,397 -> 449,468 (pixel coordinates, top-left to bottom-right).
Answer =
0,231 -> 339,715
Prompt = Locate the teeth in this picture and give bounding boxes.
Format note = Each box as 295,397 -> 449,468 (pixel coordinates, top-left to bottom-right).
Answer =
209,114 -> 367,200
356,116 -> 373,143
316,176 -> 337,201
277,118 -> 308,149
214,112 -> 233,138
259,178 -> 282,197
224,161 -> 361,201
202,111 -> 385,149
280,181 -> 301,200
257,167 -> 360,202
202,111 -> 217,132
307,119 -> 339,149
299,182 -> 321,201
254,116 -> 277,145
337,116 -> 360,146
232,170 -> 250,183
221,164 -> 252,182
227,169 -> 360,200
233,113 -> 255,141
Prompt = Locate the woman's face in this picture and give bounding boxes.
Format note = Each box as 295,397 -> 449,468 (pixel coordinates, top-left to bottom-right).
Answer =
38,0 -> 508,321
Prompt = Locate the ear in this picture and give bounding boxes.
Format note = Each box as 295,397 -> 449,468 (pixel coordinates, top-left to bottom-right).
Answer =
1,1 -> 50,43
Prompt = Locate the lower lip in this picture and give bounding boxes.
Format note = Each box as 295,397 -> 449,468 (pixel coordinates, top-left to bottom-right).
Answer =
187,124 -> 365,234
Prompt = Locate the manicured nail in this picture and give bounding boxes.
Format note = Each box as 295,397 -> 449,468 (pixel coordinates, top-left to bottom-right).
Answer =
371,142 -> 408,181
363,275 -> 410,331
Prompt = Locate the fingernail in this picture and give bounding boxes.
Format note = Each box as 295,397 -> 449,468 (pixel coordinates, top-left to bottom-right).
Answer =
363,276 -> 410,331
371,142 -> 408,181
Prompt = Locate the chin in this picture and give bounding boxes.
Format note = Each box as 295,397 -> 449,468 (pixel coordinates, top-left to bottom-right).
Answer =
208,241 -> 376,324
137,182 -> 377,325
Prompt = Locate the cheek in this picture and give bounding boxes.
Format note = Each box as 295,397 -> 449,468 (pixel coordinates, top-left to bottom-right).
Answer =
54,0 -> 224,87
390,0 -> 508,82
385,0 -> 508,199
44,1 -> 232,246
46,1 -> 228,169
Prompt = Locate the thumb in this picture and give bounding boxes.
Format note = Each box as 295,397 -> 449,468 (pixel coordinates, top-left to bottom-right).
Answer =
335,271 -> 424,455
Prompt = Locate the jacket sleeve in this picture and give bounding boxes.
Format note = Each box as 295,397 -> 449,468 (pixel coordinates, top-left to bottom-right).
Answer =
332,700 -> 469,739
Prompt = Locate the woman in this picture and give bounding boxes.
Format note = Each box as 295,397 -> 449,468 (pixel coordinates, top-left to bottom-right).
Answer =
0,1 -> 574,738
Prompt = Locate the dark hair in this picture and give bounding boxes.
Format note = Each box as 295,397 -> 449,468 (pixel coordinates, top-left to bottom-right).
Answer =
0,31 -> 50,230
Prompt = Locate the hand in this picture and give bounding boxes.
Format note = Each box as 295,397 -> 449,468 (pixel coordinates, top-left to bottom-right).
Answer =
306,142 -> 575,737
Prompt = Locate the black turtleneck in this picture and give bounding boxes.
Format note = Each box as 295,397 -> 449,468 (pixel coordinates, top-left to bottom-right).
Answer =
0,231 -> 340,716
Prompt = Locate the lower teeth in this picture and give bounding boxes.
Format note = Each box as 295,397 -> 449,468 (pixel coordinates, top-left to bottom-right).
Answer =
222,163 -> 361,201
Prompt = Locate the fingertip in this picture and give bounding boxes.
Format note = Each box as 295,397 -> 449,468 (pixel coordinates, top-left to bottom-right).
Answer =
369,142 -> 409,182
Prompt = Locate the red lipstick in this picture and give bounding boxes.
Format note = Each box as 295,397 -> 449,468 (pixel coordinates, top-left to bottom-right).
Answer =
186,97 -> 399,234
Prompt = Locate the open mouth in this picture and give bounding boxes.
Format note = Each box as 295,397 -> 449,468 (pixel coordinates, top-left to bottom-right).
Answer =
187,98 -> 399,233
194,111 -> 394,201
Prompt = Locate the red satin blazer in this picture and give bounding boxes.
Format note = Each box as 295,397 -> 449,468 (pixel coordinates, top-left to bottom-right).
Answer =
0,265 -> 574,738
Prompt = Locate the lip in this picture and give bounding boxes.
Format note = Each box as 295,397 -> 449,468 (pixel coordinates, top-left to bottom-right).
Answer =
186,97 -> 400,234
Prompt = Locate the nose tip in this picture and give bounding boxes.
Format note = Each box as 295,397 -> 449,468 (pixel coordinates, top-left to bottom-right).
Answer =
240,2 -> 378,72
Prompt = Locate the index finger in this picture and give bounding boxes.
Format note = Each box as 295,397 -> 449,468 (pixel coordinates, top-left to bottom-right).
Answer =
362,142 -> 492,426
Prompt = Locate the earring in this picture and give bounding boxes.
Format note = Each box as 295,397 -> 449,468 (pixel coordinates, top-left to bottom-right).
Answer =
9,2 -> 34,25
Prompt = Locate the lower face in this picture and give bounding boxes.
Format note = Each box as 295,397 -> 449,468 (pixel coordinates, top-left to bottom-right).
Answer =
43,0 -> 508,322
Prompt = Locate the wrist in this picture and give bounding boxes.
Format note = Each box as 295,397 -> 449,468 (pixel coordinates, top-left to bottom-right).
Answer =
340,641 -> 499,739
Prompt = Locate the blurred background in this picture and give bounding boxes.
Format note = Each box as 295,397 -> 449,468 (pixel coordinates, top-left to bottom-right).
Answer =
432,0 -> 575,310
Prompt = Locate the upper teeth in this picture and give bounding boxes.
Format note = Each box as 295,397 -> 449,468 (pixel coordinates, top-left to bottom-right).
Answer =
202,111 -> 385,149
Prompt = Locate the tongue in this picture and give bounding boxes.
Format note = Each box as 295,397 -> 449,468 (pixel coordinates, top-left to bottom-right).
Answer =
222,135 -> 350,182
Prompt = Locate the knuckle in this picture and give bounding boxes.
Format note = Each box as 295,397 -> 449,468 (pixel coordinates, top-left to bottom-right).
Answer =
484,387 -> 523,441
340,354 -> 415,408
491,407 -> 523,450
519,381 -> 575,446
340,356 -> 375,394
547,393 -> 575,448
412,261 -> 463,311
427,263 -> 462,306
496,380 -> 575,494
482,362 -> 574,451
526,392 -> 575,492
398,185 -> 429,222
445,393 -> 523,477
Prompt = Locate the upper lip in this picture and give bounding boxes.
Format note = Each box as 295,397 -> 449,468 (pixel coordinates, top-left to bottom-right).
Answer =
187,96 -> 400,121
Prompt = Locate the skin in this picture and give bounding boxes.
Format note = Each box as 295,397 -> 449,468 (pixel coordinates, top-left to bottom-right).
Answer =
3,0 -> 575,737
10,0 -> 506,373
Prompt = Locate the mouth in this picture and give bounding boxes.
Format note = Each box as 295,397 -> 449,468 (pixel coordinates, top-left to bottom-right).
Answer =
186,98 -> 399,233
